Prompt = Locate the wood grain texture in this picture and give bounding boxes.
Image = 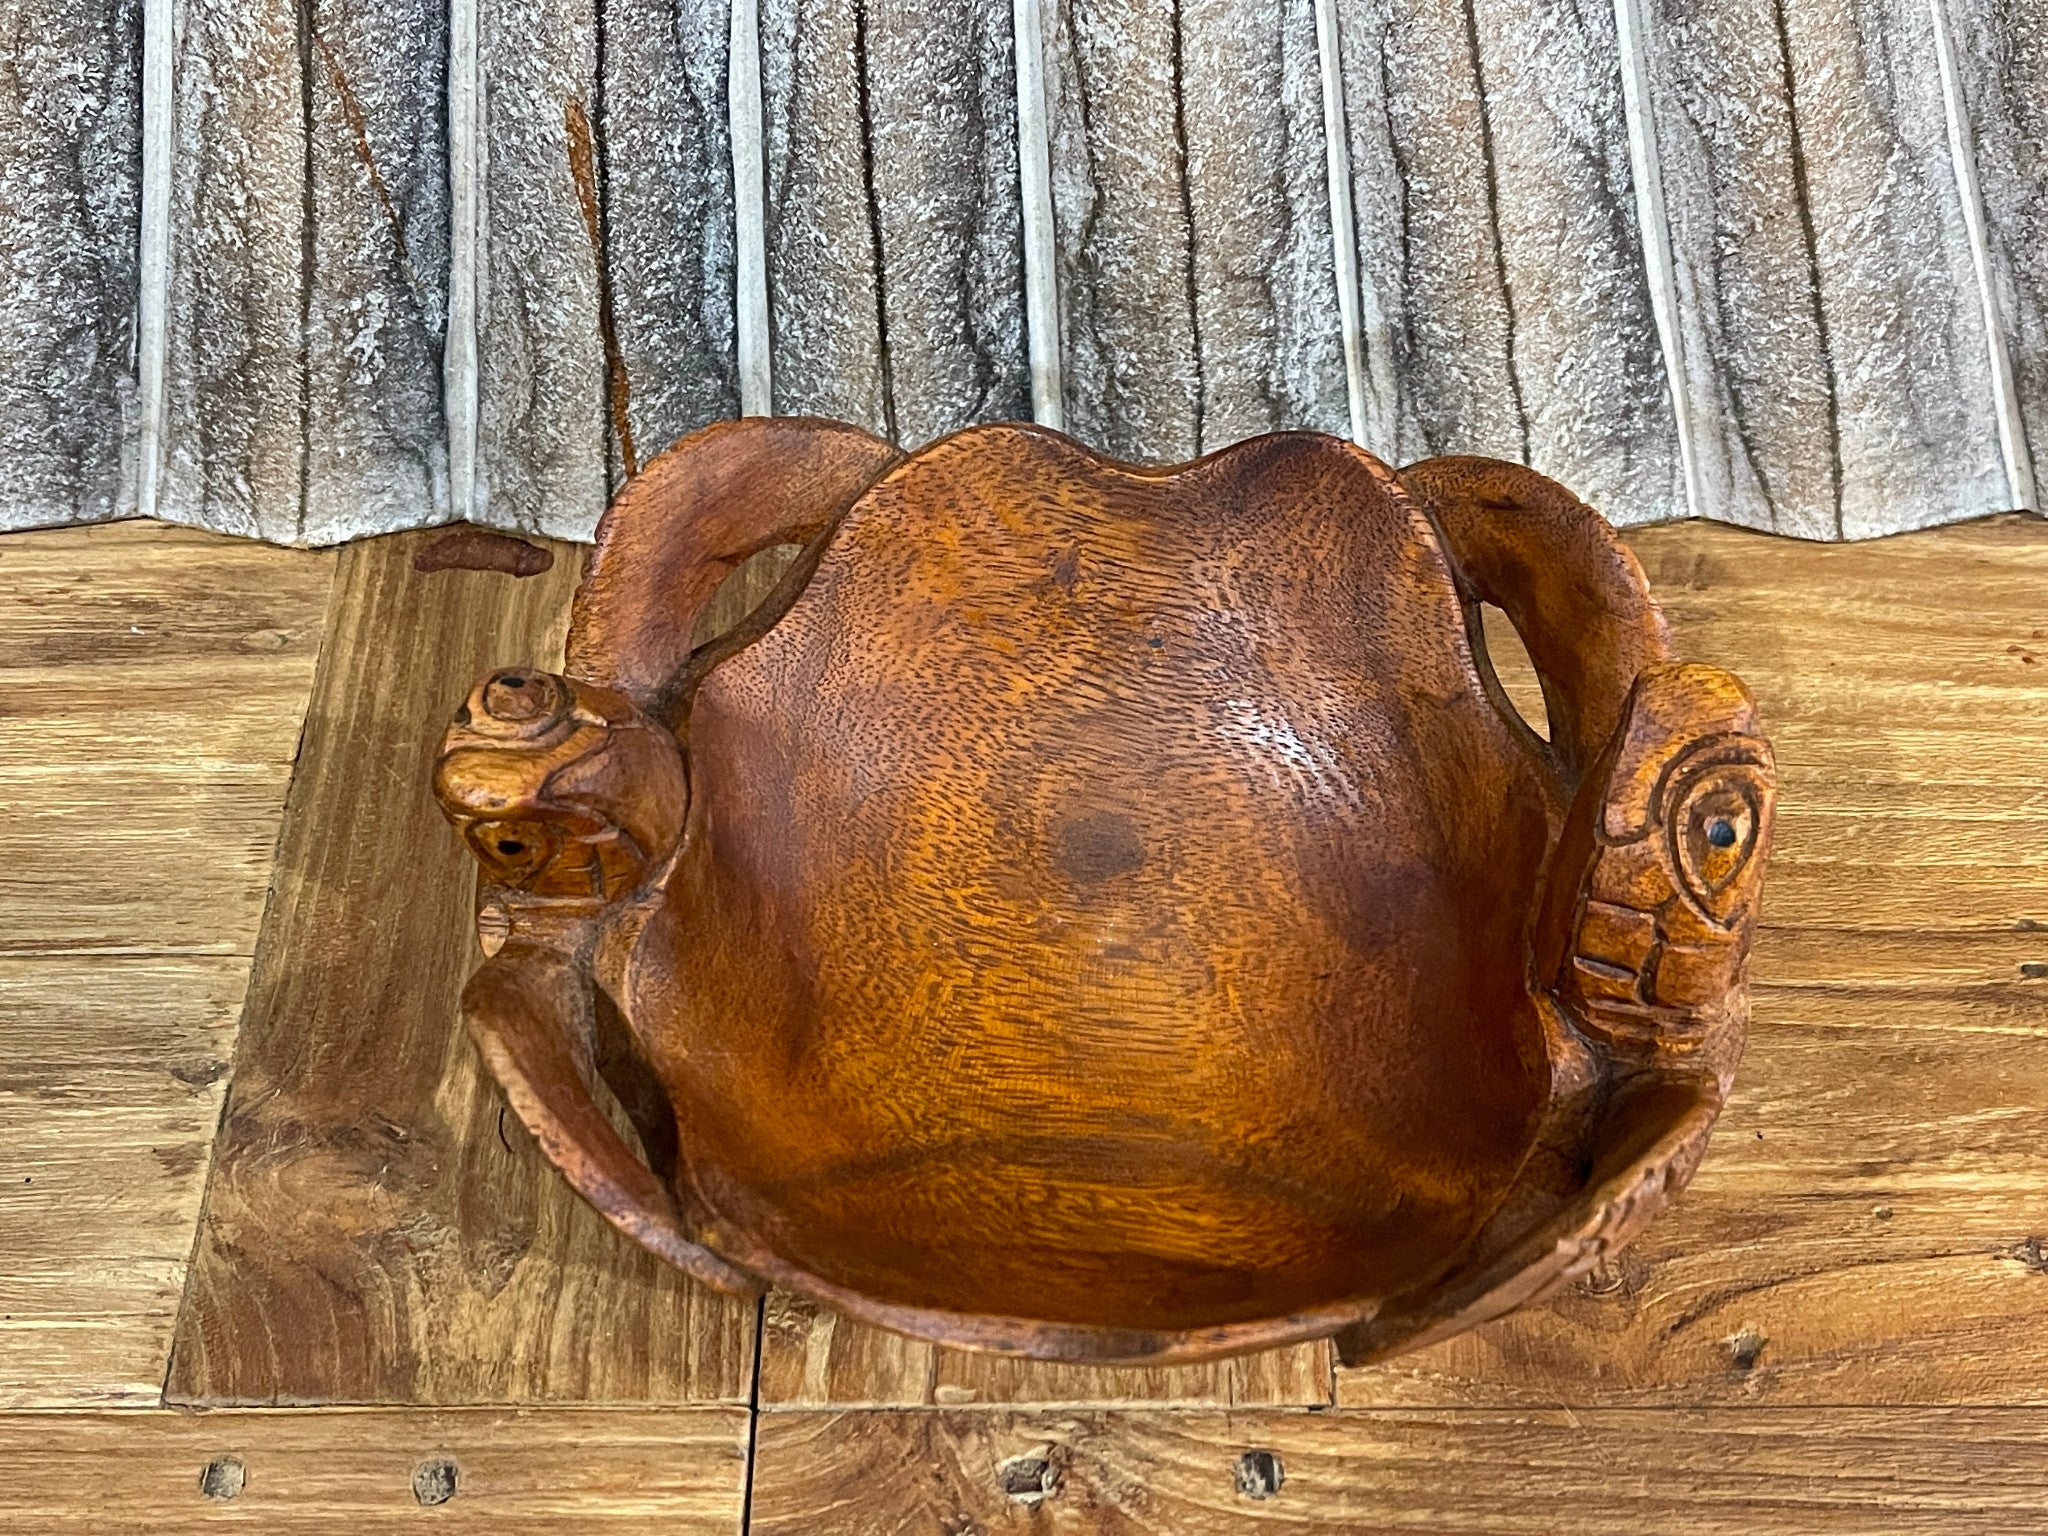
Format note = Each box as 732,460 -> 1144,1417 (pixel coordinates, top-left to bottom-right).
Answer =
749,1407 -> 2048,1534
599,0 -> 740,474
1333,0 -> 1518,466
1467,0 -> 1681,523
757,1291 -> 1332,1406
165,529 -> 755,1405
0,1408 -> 747,1532
0,0 -> 140,533
158,0 -> 452,543
299,0 -> 453,542
0,959 -> 253,1406
1631,0 -> 1840,536
1043,0 -> 1347,462
1944,0 -> 2047,508
1335,0 -> 1682,522
1776,0 -> 2008,537
0,520 -> 333,956
758,0 -> 885,432
1337,512 -> 2048,1406
474,0 -> 608,538
157,0 -> 305,541
488,427 -> 1758,1368
760,0 -> 1028,442
1637,0 -> 2014,536
862,0 -> 1029,444
0,519 -> 330,1404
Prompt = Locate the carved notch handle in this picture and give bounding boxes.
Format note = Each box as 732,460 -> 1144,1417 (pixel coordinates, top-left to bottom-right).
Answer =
565,416 -> 902,714
1401,456 -> 1674,785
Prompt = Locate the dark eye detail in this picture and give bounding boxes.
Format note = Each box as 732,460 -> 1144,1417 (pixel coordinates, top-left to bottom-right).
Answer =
499,673 -> 526,688
497,839 -> 525,855
1706,817 -> 1737,849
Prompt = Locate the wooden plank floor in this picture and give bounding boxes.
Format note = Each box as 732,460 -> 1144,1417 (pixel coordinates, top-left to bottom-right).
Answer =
2,513 -> 2045,1528
0,522 -> 334,1406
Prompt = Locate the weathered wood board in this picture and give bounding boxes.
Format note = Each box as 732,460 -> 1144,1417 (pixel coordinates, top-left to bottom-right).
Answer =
1638,0 -> 2017,537
0,0 -> 140,534
1628,0 -> 1838,536
0,1408 -> 748,1533
164,529 -> 756,1405
1335,0 -> 1683,522
1339,513 -> 2048,1406
8,509 -> 2048,1536
757,1292 -> 1330,1408
467,0 -> 744,532
1943,0 -> 2046,507
759,0 -> 1029,443
1,957 -> 255,1407
1333,0 -> 1518,467
300,0 -> 454,542
749,1407 -> 2048,1533
159,0 -> 451,544
0,520 -> 332,1405
155,0 -> 305,542
472,0 -> 609,539
0,521 -> 333,957
8,0 -> 2041,542
599,0 -> 742,476
1041,0 -> 1347,463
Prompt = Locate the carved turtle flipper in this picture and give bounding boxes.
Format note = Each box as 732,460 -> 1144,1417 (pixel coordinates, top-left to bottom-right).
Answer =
433,418 -> 904,1301
1332,461 -> 1776,1366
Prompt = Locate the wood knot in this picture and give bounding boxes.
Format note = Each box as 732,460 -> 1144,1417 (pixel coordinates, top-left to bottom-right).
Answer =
197,1455 -> 245,1500
1724,1326 -> 1766,1372
997,1449 -> 1061,1504
2013,1236 -> 2048,1274
1234,1449 -> 1284,1500
412,1457 -> 459,1505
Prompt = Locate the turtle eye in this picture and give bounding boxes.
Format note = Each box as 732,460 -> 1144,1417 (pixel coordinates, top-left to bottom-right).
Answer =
1669,770 -> 1767,926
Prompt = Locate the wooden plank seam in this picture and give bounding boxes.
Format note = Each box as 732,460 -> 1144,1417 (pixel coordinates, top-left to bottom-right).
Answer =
1928,0 -> 2040,513
1013,0 -> 1064,430
135,0 -> 172,524
447,0 -> 483,521
732,0 -> 772,417
1312,0 -> 1369,449
446,0 -> 481,524
1613,0 -> 1703,523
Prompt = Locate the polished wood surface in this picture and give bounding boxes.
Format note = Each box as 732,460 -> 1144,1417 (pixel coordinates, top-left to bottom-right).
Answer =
4,510 -> 2044,1527
433,419 -> 1775,1363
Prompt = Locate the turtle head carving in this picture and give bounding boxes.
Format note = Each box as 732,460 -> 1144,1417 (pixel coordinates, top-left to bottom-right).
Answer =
433,668 -> 688,908
1545,661 -> 1776,1066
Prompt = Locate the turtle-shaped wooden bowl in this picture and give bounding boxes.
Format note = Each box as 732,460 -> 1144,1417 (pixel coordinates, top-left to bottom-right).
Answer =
434,418 -> 1774,1365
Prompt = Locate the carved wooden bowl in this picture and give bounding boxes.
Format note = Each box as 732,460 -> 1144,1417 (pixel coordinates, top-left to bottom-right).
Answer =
434,418 -> 1775,1366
